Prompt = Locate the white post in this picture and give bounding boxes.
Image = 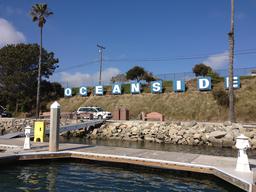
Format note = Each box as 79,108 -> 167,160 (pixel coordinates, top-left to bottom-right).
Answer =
49,101 -> 60,152
235,134 -> 251,172
23,125 -> 31,150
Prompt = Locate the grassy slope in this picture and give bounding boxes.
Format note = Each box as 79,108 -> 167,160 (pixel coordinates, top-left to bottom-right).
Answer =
57,77 -> 256,122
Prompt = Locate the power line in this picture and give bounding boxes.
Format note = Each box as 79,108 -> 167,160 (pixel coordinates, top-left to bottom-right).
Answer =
105,49 -> 256,62
53,48 -> 256,73
54,60 -> 98,73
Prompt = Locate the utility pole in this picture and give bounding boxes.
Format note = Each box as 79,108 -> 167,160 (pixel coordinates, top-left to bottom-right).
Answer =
97,44 -> 106,85
228,0 -> 235,122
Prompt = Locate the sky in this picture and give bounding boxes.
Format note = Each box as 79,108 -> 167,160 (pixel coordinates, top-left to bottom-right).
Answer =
0,0 -> 256,86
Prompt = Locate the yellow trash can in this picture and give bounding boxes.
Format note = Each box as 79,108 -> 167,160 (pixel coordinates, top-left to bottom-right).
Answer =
34,121 -> 45,142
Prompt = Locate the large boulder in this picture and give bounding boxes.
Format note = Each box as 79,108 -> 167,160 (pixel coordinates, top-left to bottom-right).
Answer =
130,126 -> 139,135
0,127 -> 5,135
243,131 -> 255,139
208,137 -> 223,147
250,139 -> 256,149
177,130 -> 186,136
222,133 -> 235,147
182,121 -> 197,127
193,133 -> 202,139
91,129 -> 98,136
209,131 -> 227,139
223,121 -> 232,126
144,135 -> 155,142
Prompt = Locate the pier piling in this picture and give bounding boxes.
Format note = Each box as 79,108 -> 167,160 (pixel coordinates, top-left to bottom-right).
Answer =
49,101 -> 60,152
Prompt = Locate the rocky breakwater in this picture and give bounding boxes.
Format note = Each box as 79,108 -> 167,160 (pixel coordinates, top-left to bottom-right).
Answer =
0,118 -> 76,135
69,121 -> 256,148
0,118 -> 34,135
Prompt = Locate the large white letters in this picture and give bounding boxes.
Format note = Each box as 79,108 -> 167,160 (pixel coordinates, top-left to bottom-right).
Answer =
112,84 -> 121,94
174,80 -> 185,92
95,85 -> 103,95
65,76 -> 242,97
225,76 -> 240,89
64,88 -> 72,97
131,82 -> 140,94
198,77 -> 211,91
79,87 -> 87,96
151,81 -> 162,93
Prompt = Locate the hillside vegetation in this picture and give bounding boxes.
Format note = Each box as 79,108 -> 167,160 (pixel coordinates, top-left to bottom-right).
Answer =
57,77 -> 256,123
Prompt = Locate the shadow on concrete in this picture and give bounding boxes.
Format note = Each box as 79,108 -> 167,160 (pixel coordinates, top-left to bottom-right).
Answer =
31,145 -> 48,149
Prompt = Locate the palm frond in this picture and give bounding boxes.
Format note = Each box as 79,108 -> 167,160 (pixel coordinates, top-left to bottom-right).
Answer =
36,4 -> 42,10
43,4 -> 47,10
46,11 -> 53,16
30,3 -> 53,27
32,16 -> 38,22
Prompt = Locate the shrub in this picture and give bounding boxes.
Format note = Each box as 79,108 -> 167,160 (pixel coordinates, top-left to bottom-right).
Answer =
193,63 -> 222,84
193,64 -> 212,76
212,88 -> 229,107
122,83 -> 130,94
111,73 -> 127,83
162,80 -> 173,93
207,70 -> 223,84
143,72 -> 156,82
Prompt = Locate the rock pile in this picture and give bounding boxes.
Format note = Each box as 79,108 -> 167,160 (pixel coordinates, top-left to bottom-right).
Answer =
0,118 -> 76,135
69,120 -> 256,149
0,118 -> 34,135
2,117 -> 255,149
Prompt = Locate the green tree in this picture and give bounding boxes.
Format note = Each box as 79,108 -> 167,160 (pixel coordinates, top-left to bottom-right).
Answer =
192,64 -> 212,76
111,74 -> 127,83
207,70 -> 222,84
30,3 -> 53,118
40,81 -> 63,112
143,72 -> 156,82
126,66 -> 146,81
192,63 -> 222,84
126,66 -> 156,82
0,44 -> 59,113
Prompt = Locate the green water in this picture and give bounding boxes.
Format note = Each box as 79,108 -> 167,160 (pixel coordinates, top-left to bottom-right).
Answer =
0,137 -> 249,191
0,160 -> 243,192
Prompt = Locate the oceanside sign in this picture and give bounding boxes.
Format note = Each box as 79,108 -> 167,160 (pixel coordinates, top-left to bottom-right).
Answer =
64,76 -> 241,97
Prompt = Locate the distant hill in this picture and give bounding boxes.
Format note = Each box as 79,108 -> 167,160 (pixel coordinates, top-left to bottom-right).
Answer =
56,76 -> 256,122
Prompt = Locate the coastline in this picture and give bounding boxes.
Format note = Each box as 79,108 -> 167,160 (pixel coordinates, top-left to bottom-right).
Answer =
64,120 -> 256,149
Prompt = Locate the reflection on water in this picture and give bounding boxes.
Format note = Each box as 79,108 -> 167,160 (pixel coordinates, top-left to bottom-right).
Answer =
60,137 -> 256,158
0,160 -> 243,192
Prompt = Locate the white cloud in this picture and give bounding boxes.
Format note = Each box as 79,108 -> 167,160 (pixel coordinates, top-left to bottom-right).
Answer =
0,18 -> 26,48
60,67 -> 121,87
203,51 -> 229,69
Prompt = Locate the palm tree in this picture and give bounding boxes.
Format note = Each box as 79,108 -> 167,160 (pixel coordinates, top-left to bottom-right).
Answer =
30,4 -> 53,118
228,0 -> 235,122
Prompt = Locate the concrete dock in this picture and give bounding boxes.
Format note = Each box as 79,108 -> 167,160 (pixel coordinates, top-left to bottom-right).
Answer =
0,138 -> 255,192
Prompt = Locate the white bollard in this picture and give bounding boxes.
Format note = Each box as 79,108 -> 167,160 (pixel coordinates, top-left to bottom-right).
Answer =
23,125 -> 31,150
235,134 -> 251,173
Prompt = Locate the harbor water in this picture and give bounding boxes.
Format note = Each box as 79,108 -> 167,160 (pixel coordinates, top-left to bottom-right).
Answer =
0,160 -> 243,192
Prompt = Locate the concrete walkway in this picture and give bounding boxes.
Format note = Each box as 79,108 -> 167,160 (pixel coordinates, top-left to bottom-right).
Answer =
0,138 -> 255,192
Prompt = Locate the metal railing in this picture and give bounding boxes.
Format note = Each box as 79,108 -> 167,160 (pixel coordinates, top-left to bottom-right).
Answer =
156,67 -> 256,81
